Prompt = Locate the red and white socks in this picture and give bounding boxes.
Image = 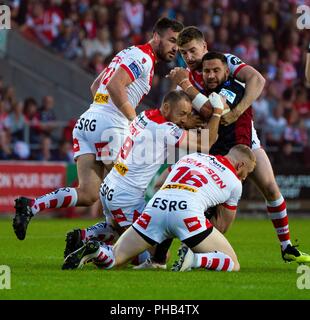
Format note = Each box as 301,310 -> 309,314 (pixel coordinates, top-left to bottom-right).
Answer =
81,222 -> 118,243
93,244 -> 115,269
31,187 -> 78,215
266,195 -> 292,250
193,251 -> 235,271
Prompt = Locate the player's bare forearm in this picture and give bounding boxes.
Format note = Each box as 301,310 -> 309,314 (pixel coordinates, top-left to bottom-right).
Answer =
179,79 -> 212,119
91,70 -> 106,97
106,69 -> 136,121
235,66 -> 265,114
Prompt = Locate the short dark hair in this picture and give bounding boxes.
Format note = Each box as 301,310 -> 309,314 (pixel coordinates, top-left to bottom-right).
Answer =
177,26 -> 204,47
162,90 -> 191,105
153,17 -> 183,35
202,51 -> 227,65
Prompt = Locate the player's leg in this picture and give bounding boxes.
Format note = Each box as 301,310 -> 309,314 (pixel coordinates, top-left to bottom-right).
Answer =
248,148 -> 310,263
13,154 -> 105,240
173,227 -> 239,272
62,226 -> 154,270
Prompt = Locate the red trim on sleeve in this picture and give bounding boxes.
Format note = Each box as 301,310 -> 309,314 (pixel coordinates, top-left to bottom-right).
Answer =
233,63 -> 247,77
120,64 -> 135,81
222,203 -> 237,210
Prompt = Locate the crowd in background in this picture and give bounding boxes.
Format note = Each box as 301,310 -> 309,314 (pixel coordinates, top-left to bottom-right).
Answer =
1,0 -> 310,171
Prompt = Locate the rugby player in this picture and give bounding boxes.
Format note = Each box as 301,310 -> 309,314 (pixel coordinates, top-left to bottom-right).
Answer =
62,89 -> 225,268
13,17 -> 184,240
169,44 -> 310,264
62,145 -> 256,272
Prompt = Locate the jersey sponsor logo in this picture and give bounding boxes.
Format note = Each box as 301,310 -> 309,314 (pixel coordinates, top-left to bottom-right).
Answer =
114,161 -> 128,176
229,56 -> 242,66
111,208 -> 127,223
136,212 -> 151,230
183,217 -> 202,232
76,118 -> 97,131
219,88 -> 236,104
169,125 -> 183,139
142,57 -> 147,64
93,93 -> 109,104
152,197 -> 188,211
206,155 -> 226,172
128,61 -> 142,79
160,184 -> 197,193
73,138 -> 80,152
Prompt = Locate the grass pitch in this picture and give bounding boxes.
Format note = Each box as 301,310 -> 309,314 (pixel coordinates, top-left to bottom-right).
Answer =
1,217 -> 310,300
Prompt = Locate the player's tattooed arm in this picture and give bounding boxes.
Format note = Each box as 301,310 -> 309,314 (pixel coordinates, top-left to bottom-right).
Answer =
222,65 -> 265,126
106,67 -> 136,121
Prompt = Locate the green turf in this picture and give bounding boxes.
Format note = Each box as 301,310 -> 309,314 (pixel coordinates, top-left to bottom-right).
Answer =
1,217 -> 310,300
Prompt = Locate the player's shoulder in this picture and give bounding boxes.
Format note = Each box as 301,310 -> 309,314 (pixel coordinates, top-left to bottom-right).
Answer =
224,53 -> 245,67
217,77 -> 244,105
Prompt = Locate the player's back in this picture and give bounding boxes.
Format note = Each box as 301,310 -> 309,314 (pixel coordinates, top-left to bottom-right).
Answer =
90,44 -> 155,121
106,109 -> 184,192
156,152 -> 242,212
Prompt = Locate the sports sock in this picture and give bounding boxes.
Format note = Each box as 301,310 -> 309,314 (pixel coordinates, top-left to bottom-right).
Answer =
193,251 -> 234,271
93,244 -> 115,269
266,195 -> 292,250
31,187 -> 78,215
81,222 -> 118,243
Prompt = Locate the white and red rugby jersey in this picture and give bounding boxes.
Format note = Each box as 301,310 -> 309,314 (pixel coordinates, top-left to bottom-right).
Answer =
160,152 -> 242,211
107,109 -> 186,191
91,43 -> 156,119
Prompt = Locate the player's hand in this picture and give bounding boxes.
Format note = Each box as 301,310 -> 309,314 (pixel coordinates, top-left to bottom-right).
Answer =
208,92 -> 224,110
167,67 -> 190,85
221,108 -> 242,126
182,113 -> 204,129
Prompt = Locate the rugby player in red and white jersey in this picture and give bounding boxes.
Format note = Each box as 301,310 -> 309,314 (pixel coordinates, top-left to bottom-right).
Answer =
62,90 -> 225,267
168,27 -> 310,264
62,145 -> 256,272
13,17 -> 184,241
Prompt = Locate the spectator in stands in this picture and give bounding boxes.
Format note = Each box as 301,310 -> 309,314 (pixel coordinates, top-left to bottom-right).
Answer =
23,97 -> 41,144
124,0 -> 145,37
51,18 -> 82,60
265,105 -> 287,147
0,100 -> 12,159
80,9 -> 97,39
38,95 -> 58,139
82,27 -> 113,60
51,140 -> 74,162
4,101 -> 27,143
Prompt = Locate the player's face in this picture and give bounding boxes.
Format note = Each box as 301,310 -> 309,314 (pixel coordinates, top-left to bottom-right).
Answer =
179,39 -> 207,71
156,29 -> 179,62
166,100 -> 192,127
202,59 -> 229,90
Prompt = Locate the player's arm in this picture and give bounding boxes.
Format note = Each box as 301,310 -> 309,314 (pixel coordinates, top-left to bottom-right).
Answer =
211,184 -> 242,233
178,92 -> 224,153
90,69 -> 106,97
210,204 -> 237,234
306,42 -> 310,84
167,67 -> 213,119
106,67 -> 136,121
222,55 -> 265,125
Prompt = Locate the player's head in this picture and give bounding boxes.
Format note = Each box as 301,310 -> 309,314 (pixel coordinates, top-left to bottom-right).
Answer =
152,17 -> 184,62
202,51 -> 229,90
160,90 -> 192,127
227,144 -> 256,181
177,26 -> 208,71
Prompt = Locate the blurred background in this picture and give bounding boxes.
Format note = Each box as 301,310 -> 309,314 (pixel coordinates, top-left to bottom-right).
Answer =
0,0 -> 310,217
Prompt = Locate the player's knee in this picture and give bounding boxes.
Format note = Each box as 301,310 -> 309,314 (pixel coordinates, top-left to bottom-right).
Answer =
76,188 -> 99,206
